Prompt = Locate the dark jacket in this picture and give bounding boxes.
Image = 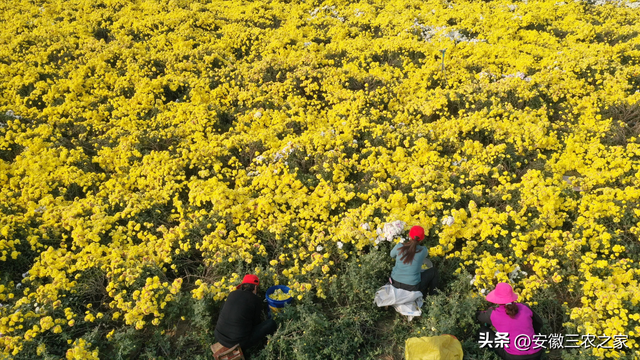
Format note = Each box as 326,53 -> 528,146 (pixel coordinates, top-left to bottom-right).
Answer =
214,289 -> 265,348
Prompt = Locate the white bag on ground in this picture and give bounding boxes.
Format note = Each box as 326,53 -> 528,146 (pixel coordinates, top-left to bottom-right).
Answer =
374,284 -> 424,319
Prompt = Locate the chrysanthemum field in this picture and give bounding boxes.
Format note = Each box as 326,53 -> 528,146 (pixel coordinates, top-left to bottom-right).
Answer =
1,0 -> 639,358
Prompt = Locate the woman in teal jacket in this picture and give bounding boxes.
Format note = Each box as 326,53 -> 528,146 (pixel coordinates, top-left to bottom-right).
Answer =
389,226 -> 439,295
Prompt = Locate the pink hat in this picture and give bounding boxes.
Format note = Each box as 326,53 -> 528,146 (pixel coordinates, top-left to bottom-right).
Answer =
485,283 -> 518,304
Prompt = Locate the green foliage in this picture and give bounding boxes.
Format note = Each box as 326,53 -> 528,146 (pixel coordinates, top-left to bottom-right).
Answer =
12,241 -> 597,360
100,293 -> 215,360
415,272 -> 489,359
254,247 -> 393,359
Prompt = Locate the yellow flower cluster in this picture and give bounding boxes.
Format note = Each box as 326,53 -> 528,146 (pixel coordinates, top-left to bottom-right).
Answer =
109,277 -> 182,329
268,288 -> 292,301
65,338 -> 99,360
0,0 -> 639,357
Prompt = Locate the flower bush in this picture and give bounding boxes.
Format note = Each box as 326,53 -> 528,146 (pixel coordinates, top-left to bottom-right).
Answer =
1,0 -> 639,358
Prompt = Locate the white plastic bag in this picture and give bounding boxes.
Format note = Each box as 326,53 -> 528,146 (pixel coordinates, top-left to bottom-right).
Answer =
374,283 -> 424,319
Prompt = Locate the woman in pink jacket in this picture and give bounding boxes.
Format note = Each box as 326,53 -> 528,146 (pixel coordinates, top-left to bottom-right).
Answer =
476,283 -> 543,360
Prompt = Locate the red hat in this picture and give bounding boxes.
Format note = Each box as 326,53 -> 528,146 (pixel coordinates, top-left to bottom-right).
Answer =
236,274 -> 260,289
486,282 -> 519,304
408,226 -> 425,242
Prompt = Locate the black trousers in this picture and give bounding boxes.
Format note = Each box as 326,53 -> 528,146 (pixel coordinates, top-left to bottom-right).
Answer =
478,325 -> 543,360
390,267 -> 440,295
238,319 -> 277,358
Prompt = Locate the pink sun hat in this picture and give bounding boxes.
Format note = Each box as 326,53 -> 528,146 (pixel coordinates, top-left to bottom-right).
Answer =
485,283 -> 519,304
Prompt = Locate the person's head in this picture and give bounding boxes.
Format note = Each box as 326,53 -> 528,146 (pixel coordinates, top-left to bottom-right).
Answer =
240,283 -> 257,293
398,226 -> 425,264
486,282 -> 519,318
237,274 -> 260,294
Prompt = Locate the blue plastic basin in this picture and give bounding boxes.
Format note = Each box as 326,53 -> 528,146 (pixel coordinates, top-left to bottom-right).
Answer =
265,285 -> 292,313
